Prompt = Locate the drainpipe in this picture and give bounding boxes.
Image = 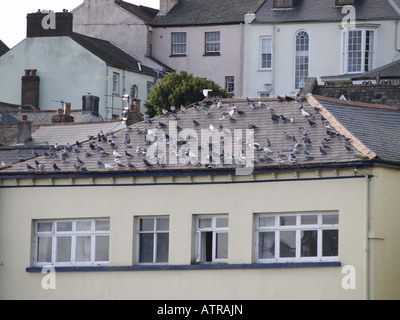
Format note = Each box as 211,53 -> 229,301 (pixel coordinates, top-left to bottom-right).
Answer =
354,167 -> 371,300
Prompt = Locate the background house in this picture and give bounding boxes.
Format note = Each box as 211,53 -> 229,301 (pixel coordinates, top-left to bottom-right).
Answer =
0,95 -> 399,299
150,0 -> 264,97
0,39 -> 9,57
243,0 -> 400,98
0,11 -> 158,118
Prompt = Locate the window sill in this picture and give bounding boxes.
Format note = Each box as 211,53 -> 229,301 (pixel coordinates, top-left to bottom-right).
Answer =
26,262 -> 340,272
203,53 -> 221,57
169,54 -> 187,58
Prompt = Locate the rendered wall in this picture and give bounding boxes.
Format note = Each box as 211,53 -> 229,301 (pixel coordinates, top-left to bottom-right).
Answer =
0,169 -> 375,300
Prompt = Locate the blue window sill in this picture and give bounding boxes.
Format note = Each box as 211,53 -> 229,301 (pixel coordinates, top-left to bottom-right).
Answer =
26,262 -> 340,272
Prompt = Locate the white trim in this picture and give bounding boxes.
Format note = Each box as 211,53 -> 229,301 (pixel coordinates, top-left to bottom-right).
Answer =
259,36 -> 273,70
255,212 -> 339,264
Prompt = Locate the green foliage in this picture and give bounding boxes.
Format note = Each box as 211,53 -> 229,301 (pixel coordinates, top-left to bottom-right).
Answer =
144,71 -> 230,117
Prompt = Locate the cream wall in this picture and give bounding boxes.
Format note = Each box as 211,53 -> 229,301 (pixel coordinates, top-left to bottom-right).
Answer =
0,168 -> 380,300
152,24 -> 244,97
243,20 -> 400,98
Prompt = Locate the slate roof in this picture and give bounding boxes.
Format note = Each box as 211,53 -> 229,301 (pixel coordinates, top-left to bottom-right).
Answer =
0,121 -> 122,166
151,0 -> 263,26
115,0 -> 159,22
351,59 -> 400,81
254,0 -> 400,23
0,95 -> 381,175
69,33 -> 158,77
0,40 -> 9,57
309,95 -> 400,162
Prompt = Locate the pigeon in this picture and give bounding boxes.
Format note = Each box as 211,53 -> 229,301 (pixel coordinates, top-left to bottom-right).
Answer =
26,164 -> 35,170
345,145 -> 353,152
97,160 -> 103,166
143,159 -> 153,167
247,123 -> 259,130
128,163 -> 136,169
84,150 -> 93,157
277,95 -> 284,102
76,141 -> 83,148
77,157 -> 85,164
104,163 -> 113,170
271,113 -> 280,122
113,150 -> 121,158
193,120 -> 200,126
53,163 -> 61,171
125,150 -> 133,158
32,149 -> 39,157
319,147 -> 327,155
158,122 -> 167,128
304,151 -> 314,161
125,134 -> 131,145
301,109 -> 311,117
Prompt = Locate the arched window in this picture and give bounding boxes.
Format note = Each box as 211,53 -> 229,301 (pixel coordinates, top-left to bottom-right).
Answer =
295,31 -> 309,90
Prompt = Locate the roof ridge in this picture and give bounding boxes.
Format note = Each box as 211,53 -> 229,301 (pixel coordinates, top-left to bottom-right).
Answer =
312,94 -> 400,111
307,94 -> 378,160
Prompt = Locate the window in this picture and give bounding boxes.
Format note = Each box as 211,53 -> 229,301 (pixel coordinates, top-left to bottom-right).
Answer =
113,72 -> 120,95
295,31 -> 309,89
343,29 -> 375,73
195,215 -> 228,263
137,217 -> 169,264
260,37 -> 272,69
255,212 -> 338,263
336,0 -> 355,5
147,82 -> 154,99
274,0 -> 293,8
34,219 -> 110,267
171,32 -> 187,56
225,76 -> 235,95
205,32 -> 220,54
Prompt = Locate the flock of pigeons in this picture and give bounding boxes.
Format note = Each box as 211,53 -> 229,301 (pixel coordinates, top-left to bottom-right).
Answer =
19,95 -> 355,173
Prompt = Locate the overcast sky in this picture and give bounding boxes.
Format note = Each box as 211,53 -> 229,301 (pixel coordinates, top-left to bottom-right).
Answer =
0,0 -> 160,48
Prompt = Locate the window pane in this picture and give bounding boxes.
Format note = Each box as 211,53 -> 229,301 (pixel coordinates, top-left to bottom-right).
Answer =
156,233 -> 169,263
37,237 -> 52,262
259,216 -> 275,227
280,231 -> 296,257
140,218 -> 154,231
95,235 -> 109,261
76,236 -> 91,262
56,237 -> 72,262
301,230 -> 318,257
156,218 -> 169,231
323,214 -> 339,225
216,232 -> 228,259
200,231 -> 213,262
76,221 -> 92,232
37,222 -> 53,233
95,220 -> 110,231
280,216 -> 296,226
323,230 -> 339,256
301,215 -> 318,225
56,221 -> 72,232
199,218 -> 212,228
259,232 -> 275,259
139,233 -> 154,263
216,217 -> 228,228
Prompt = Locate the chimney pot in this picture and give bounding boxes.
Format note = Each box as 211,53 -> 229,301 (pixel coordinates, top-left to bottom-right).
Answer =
21,115 -> 28,121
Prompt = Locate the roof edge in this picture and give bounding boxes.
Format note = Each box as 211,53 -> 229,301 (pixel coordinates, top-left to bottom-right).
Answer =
312,94 -> 400,110
307,94 -> 378,160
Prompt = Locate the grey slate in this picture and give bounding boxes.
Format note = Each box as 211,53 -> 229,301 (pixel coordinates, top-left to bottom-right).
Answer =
151,0 -> 262,26
254,0 -> 400,23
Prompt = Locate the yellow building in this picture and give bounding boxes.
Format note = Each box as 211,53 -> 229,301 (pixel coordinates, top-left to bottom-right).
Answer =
0,94 -> 399,300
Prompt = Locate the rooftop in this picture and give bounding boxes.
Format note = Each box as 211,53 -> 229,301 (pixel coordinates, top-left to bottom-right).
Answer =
254,0 -> 400,23
2,94 -> 394,176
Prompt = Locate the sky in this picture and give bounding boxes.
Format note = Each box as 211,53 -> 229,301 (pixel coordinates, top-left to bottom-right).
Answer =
0,0 -> 160,48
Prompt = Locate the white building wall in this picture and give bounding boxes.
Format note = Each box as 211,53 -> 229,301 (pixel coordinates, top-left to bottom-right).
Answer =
243,19 -> 400,98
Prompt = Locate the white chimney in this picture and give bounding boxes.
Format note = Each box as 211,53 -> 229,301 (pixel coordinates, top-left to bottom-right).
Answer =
159,0 -> 179,14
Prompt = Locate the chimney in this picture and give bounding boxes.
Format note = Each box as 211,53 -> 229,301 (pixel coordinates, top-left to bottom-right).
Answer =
17,115 -> 32,144
27,11 -> 73,38
159,0 -> 179,14
21,69 -> 40,109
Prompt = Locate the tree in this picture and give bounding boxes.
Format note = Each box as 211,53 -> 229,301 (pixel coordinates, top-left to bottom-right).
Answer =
144,71 -> 230,117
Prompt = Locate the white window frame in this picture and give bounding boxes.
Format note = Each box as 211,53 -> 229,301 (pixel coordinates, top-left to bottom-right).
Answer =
255,212 -> 339,263
112,72 -> 120,95
260,36 -> 273,70
137,217 -> 169,265
171,32 -> 187,55
225,76 -> 235,95
342,28 -> 376,74
294,30 -> 309,90
195,215 -> 229,264
205,32 -> 221,54
33,219 -> 110,267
